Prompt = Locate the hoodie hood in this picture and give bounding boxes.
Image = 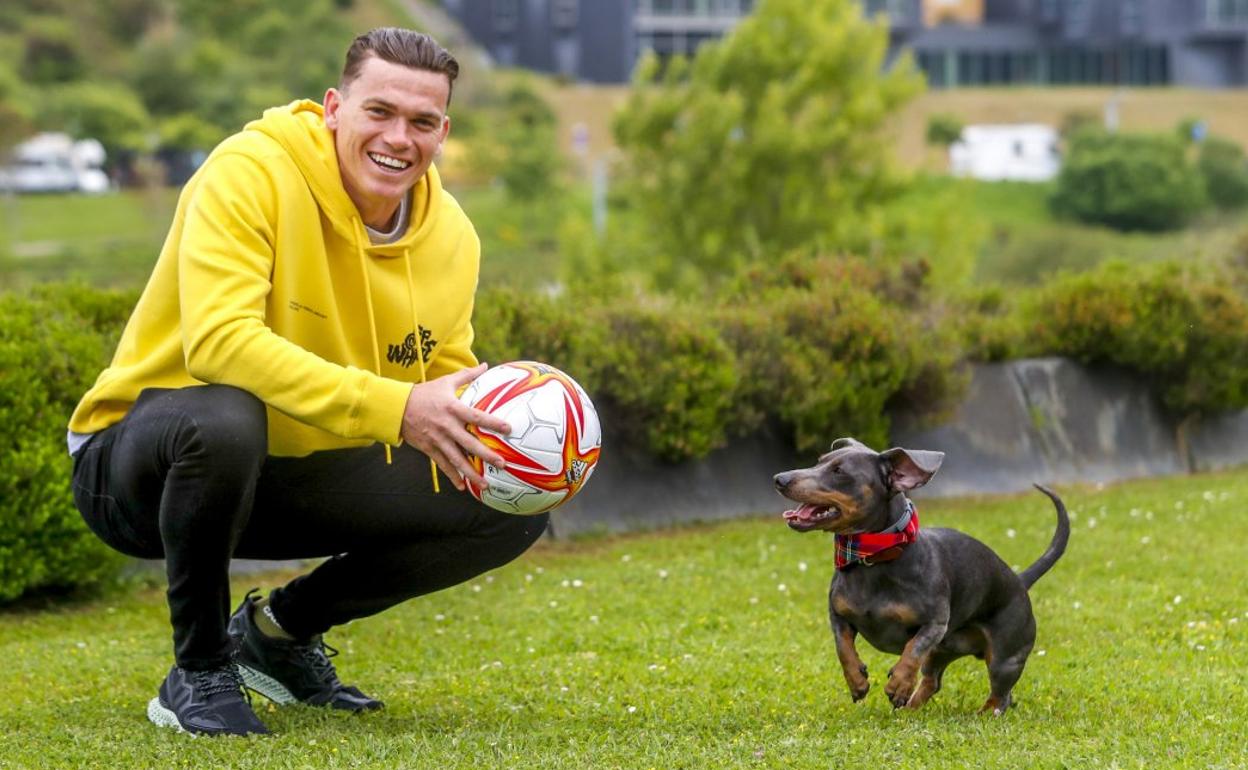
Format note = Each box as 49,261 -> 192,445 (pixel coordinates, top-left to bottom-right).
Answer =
245,99 -> 444,255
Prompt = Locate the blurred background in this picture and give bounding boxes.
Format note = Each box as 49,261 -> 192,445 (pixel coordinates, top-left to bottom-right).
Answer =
4,0 -> 1248,600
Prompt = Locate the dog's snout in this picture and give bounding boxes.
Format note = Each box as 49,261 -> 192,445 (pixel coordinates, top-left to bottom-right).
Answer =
774,472 -> 793,491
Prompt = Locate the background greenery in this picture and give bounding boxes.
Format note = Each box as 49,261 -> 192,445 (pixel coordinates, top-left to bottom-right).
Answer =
2,471 -> 1246,767
3,0 -> 1248,637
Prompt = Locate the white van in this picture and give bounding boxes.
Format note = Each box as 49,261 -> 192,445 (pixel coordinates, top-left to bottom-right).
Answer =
0,132 -> 111,194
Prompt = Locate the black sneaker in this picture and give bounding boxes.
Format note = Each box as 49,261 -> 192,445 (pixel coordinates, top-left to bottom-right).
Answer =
146,664 -> 269,736
228,591 -> 383,712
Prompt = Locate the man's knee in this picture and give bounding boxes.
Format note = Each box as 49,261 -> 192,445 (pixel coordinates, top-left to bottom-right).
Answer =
140,385 -> 268,467
484,511 -> 549,564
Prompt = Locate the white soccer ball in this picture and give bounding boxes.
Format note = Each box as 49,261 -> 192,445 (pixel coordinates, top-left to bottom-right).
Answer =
457,361 -> 602,515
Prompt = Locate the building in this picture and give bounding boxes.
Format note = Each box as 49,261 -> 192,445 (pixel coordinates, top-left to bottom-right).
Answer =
871,0 -> 1248,87
440,0 -> 755,83
441,0 -> 1248,87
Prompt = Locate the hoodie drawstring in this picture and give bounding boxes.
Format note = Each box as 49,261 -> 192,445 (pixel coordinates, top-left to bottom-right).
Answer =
354,219 -> 441,492
352,221 -> 391,466
404,251 -> 440,493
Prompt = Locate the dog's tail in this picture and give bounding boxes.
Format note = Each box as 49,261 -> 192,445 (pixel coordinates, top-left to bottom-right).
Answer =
1018,484 -> 1070,590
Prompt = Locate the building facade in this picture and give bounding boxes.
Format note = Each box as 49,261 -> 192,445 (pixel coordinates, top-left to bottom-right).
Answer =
440,0 -> 755,83
441,0 -> 1248,87
875,0 -> 1248,87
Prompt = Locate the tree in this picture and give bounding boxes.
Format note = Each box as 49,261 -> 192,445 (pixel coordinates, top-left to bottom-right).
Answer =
495,81 -> 562,201
1050,129 -> 1207,232
612,0 -> 923,284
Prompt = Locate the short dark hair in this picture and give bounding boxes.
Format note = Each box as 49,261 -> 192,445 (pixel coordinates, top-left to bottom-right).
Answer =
340,28 -> 460,107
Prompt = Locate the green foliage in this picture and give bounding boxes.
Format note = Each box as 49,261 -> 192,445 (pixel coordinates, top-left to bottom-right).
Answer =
723,255 -> 963,452
493,81 -> 563,201
925,112 -> 963,147
1050,129 -> 1207,232
1022,260 -> 1248,416
0,284 -> 134,603
38,80 -> 152,156
0,0 -> 355,158
612,0 -> 923,285
18,15 -> 85,84
478,255 -> 963,460
1197,136 -> 1248,210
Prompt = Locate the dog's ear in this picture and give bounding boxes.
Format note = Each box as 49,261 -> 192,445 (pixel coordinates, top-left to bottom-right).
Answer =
831,437 -> 867,451
879,447 -> 944,492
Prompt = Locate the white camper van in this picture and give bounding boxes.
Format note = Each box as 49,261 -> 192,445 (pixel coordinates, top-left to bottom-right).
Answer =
0,133 -> 111,194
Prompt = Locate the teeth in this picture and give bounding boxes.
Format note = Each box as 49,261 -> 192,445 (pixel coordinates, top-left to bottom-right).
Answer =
368,152 -> 410,170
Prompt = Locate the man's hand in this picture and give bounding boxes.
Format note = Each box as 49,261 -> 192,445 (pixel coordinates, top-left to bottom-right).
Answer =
401,363 -> 511,492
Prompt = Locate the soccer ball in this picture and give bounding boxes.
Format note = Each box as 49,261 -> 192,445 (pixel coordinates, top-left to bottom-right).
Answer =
457,361 -> 602,515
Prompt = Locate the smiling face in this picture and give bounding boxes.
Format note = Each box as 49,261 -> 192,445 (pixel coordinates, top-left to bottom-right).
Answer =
323,54 -> 451,229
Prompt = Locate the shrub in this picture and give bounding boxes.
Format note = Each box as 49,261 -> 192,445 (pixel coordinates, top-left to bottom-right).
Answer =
925,113 -> 963,148
476,287 -> 739,462
1198,136 -> 1248,210
0,284 -> 135,603
1050,129 -> 1207,232
1023,260 -> 1248,416
721,254 -> 964,453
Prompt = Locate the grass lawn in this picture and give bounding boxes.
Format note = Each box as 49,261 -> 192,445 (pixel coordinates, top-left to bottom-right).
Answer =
2,470 -> 1246,768
0,184 -> 582,292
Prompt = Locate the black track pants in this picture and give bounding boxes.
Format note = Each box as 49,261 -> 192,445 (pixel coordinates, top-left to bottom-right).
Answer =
71,385 -> 549,670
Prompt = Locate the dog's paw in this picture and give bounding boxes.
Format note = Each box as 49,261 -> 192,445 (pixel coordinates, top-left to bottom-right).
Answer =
885,667 -> 917,709
845,663 -> 870,702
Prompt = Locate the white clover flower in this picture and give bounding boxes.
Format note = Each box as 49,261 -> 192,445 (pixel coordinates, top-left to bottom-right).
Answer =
1006,529 -> 1017,539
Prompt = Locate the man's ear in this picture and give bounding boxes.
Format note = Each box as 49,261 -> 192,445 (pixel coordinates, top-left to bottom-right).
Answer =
323,87 -> 342,131
879,447 -> 944,492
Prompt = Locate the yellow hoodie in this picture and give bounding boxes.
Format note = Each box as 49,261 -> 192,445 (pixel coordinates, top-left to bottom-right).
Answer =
69,100 -> 480,457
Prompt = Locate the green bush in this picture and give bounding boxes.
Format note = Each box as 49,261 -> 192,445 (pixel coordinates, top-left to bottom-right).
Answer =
925,113 -> 963,148
1022,260 -> 1248,416
0,284 -> 134,603
1050,129 -> 1207,232
1198,136 -> 1248,210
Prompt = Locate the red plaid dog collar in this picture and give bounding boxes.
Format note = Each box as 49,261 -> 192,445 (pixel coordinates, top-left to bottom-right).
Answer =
834,500 -> 918,570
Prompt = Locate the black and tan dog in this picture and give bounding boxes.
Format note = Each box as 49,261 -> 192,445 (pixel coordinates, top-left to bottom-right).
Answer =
773,438 -> 1069,714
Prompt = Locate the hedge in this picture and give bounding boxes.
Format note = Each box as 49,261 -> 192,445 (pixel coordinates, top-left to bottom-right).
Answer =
5,251 -> 1247,601
0,283 -> 135,602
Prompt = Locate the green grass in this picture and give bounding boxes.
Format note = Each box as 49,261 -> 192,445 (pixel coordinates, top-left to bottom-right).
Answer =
957,178 -> 1248,284
2,470 -> 1247,768
0,184 -> 584,292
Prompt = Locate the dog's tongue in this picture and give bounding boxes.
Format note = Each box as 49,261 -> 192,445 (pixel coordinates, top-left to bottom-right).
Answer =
783,504 -> 824,522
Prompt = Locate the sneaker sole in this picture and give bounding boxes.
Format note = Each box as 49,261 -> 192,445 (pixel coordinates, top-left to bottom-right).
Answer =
236,663 -> 298,705
146,697 -> 192,734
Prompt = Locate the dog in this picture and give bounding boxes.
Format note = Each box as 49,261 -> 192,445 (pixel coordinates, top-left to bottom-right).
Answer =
773,438 -> 1069,714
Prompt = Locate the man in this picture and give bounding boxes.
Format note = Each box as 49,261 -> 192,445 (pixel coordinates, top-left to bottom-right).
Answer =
67,29 -> 547,736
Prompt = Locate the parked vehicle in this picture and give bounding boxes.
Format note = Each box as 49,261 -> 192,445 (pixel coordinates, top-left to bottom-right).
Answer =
0,133 -> 111,194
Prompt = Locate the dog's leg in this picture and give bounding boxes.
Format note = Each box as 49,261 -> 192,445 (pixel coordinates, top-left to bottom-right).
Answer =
885,620 -> 948,708
978,611 -> 1034,716
830,612 -> 870,702
905,650 -> 961,709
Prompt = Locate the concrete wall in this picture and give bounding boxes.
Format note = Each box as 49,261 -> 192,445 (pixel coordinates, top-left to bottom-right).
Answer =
551,357 -> 1248,537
